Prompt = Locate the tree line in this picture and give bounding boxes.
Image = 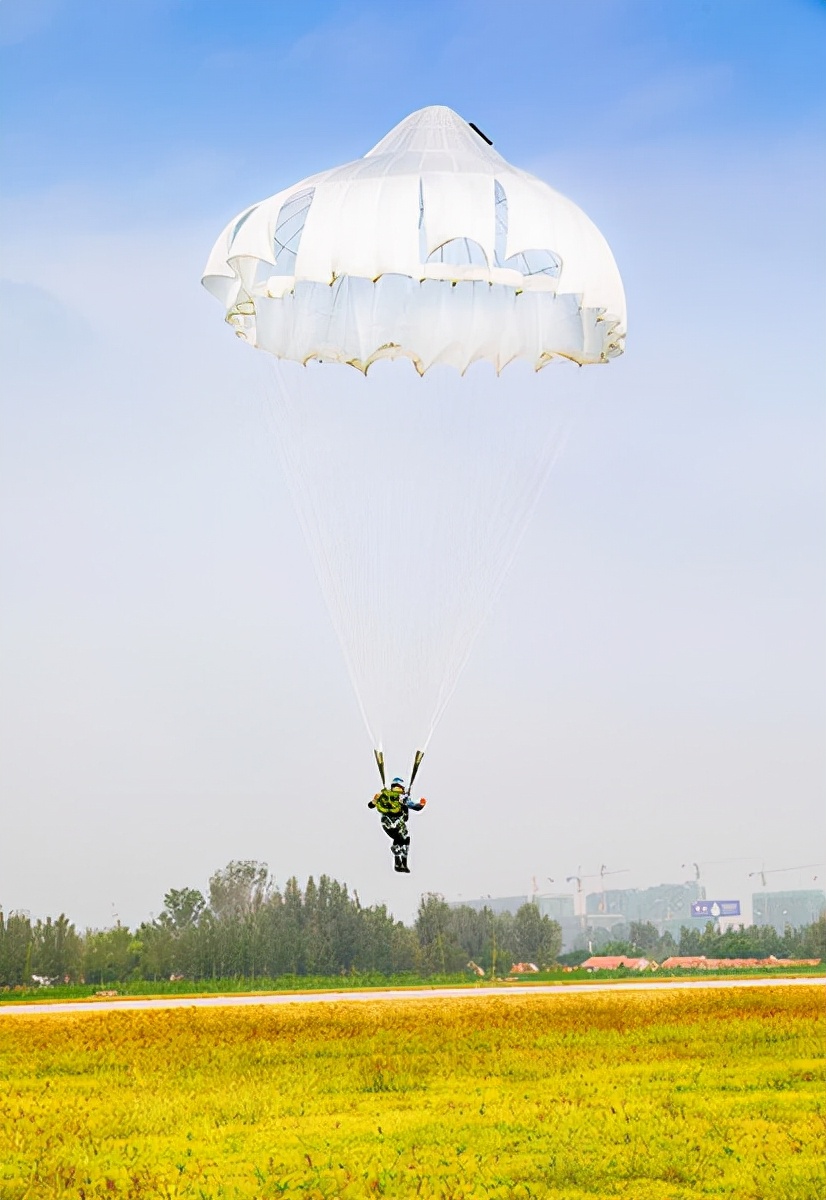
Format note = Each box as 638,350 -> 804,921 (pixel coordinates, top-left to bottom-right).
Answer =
0,860 -> 563,987
2,861 -> 823,988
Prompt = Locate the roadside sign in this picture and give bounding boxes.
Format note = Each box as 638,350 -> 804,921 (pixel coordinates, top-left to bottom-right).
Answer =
690,900 -> 741,918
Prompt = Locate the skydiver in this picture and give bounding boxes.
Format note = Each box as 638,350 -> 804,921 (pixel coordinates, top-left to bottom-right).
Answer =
368,776 -> 426,873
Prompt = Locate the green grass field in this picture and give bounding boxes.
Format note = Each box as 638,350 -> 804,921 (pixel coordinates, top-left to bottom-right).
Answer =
1,986 -> 823,1198
3,963 -> 824,1006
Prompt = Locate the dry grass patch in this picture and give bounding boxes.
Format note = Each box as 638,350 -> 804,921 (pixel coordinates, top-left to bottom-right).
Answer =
0,986 -> 823,1198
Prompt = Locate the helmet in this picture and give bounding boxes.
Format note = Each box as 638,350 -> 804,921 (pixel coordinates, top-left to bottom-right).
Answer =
391,777 -> 405,789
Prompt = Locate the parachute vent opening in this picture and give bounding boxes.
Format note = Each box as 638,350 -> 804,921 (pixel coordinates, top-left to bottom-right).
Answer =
426,238 -> 489,268
468,122 -> 493,145
232,207 -> 258,241
273,187 -> 315,276
492,182 -> 559,276
494,180 -> 508,265
503,249 -> 561,278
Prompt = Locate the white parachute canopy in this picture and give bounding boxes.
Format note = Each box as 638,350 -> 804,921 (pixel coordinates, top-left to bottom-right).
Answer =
203,105 -> 625,372
203,106 -> 625,772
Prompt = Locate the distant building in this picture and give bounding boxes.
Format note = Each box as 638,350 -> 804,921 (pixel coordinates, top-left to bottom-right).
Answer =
581,912 -> 625,938
584,882 -> 705,933
533,893 -> 575,923
534,893 -> 579,951
449,882 -> 725,953
752,890 -> 826,934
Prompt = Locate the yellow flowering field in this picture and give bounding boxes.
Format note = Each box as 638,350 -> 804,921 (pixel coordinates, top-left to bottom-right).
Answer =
0,987 -> 823,1199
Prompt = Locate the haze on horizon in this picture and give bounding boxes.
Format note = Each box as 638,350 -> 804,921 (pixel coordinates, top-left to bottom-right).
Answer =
1,0 -> 824,930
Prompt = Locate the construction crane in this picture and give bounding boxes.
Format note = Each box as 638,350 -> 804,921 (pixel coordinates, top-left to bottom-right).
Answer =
748,863 -> 824,888
681,857 -> 755,882
565,866 -> 602,921
599,864 -> 630,884
565,865 -> 629,919
565,865 -> 600,893
596,864 -> 630,914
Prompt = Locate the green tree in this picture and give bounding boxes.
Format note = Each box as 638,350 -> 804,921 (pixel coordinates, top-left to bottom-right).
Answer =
137,920 -> 174,980
208,862 -> 270,922
82,923 -> 140,984
279,877 -> 303,974
162,887 -> 206,930
675,920 -> 818,960
448,906 -> 489,965
512,904 -> 562,967
627,921 -> 663,956
31,914 -> 82,982
800,913 -> 826,959
0,911 -> 33,986
415,894 -> 467,975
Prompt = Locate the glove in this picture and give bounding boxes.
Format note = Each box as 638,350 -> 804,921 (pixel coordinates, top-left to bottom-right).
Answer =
419,798 -> 427,807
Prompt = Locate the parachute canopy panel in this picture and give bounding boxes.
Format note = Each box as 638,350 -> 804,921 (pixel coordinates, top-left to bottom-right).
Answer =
202,105 -> 626,373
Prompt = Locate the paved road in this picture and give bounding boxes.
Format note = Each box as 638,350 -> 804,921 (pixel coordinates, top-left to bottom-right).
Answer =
0,975 -> 822,1016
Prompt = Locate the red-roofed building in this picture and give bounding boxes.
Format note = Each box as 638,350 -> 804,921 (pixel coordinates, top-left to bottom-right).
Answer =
660,956 -> 821,969
581,956 -> 652,971
660,956 -> 708,969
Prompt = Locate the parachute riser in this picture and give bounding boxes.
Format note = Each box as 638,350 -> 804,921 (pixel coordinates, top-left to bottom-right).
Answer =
409,749 -> 424,792
373,747 -> 423,794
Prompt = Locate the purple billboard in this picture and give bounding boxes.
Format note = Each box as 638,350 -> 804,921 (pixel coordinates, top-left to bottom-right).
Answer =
690,900 -> 741,918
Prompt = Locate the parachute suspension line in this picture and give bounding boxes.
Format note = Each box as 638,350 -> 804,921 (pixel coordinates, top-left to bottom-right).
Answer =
266,358 -> 379,747
374,749 -> 386,787
422,399 -> 577,749
263,355 -> 578,769
201,104 -> 626,781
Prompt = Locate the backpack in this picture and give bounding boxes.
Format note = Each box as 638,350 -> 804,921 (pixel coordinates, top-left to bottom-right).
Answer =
373,788 -> 405,816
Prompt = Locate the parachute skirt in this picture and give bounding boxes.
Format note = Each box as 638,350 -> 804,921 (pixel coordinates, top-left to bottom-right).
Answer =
228,275 -> 621,375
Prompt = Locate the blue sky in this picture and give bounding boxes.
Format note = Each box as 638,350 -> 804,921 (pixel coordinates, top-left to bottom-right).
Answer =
1,0 -> 824,926
3,0 -> 824,209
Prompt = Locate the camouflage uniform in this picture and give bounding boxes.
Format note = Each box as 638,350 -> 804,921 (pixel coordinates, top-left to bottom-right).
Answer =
368,787 -> 425,873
